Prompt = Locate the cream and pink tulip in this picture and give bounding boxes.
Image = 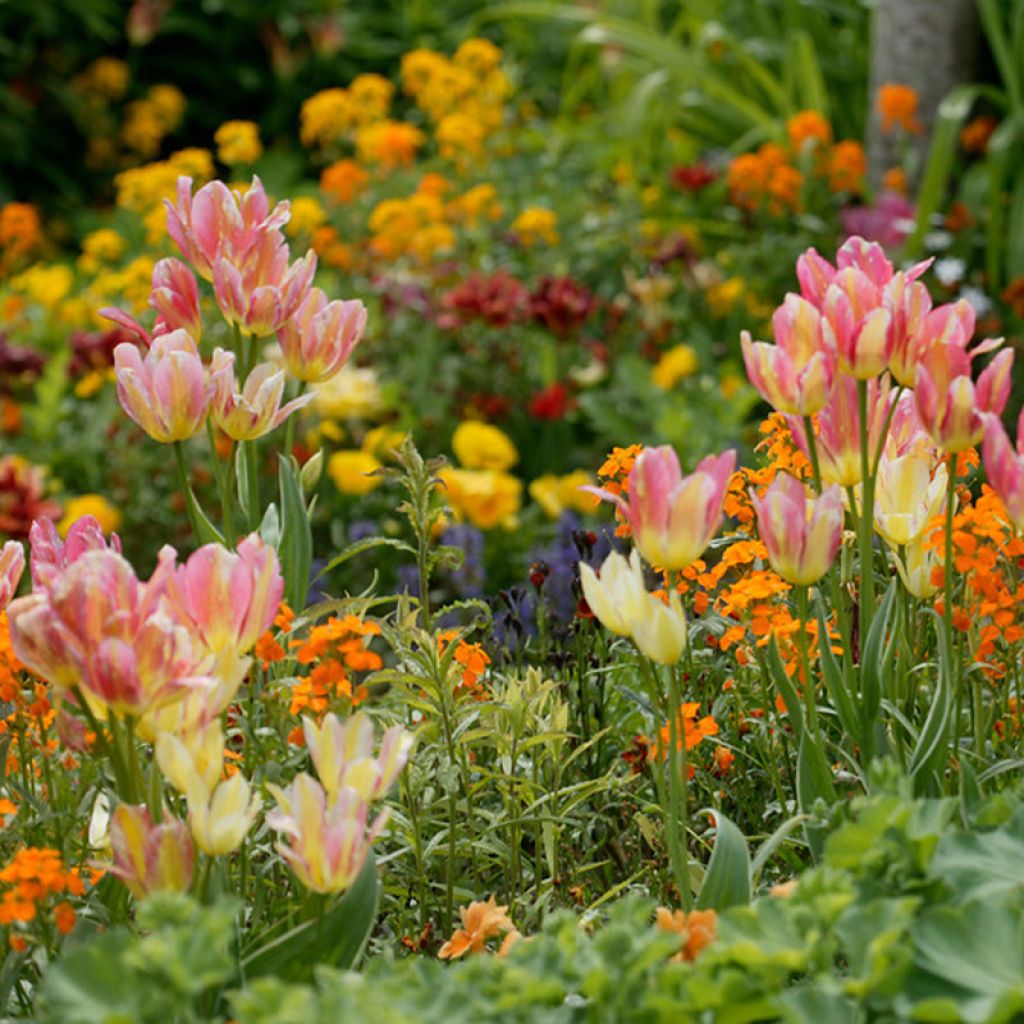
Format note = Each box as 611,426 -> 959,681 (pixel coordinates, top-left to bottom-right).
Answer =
0,541 -> 24,611
914,340 -> 1012,453
278,287 -> 368,384
149,257 -> 203,340
750,473 -> 843,586
108,804 -> 194,899
873,449 -> 947,547
596,446 -> 735,571
29,515 -> 121,591
174,533 -> 283,654
209,349 -> 314,441
267,774 -> 387,894
187,772 -> 261,857
983,410 -> 1024,532
303,713 -> 413,804
165,175 -> 290,281
821,268 -> 894,379
114,330 -> 211,443
740,293 -> 836,415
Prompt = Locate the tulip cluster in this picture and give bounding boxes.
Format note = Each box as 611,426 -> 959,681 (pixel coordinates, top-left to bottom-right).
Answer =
267,713 -> 413,894
101,175 -> 367,449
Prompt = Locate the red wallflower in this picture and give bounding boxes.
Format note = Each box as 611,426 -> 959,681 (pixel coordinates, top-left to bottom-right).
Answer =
529,276 -> 596,336
528,382 -> 575,420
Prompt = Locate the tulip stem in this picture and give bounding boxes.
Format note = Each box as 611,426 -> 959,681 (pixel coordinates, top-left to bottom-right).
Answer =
943,453 -> 956,641
664,662 -> 691,910
856,380 -> 876,638
795,586 -> 817,737
207,421 -> 236,546
173,441 -> 203,544
802,416 -> 822,494
283,383 -> 306,464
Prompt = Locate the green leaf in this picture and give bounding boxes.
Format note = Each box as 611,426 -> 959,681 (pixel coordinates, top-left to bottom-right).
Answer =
243,850 -> 379,981
859,580 -> 897,743
696,809 -> 751,911
909,626 -> 953,794
765,634 -> 804,747
815,600 -> 859,741
316,536 -> 416,578
278,456 -> 312,613
930,806 -> 1024,904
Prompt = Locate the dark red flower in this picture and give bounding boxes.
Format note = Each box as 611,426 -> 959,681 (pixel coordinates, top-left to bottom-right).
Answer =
439,271 -> 530,328
0,456 -> 60,539
528,382 -> 575,421
529,276 -> 596,336
68,327 -> 128,378
670,163 -> 716,192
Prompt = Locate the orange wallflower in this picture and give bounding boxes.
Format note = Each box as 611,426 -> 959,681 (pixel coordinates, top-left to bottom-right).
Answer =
827,140 -> 866,193
655,906 -> 717,961
786,110 -> 831,151
595,443 -> 643,536
437,629 -> 491,697
320,159 -> 370,204
438,895 -> 515,958
877,83 -> 922,134
0,848 -> 87,931
960,115 -> 998,155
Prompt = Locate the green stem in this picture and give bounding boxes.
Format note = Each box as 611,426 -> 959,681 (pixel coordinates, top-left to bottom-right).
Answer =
795,585 -> 817,737
665,662 -> 691,910
244,439 -> 261,531
283,382 -> 306,463
802,415 -> 823,493
207,421 -> 236,546
173,441 -> 203,543
856,380 -> 876,639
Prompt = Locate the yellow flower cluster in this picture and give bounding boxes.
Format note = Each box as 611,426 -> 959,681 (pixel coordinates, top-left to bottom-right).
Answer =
300,74 -> 396,150
354,120 -> 425,169
510,206 -> 558,247
58,495 -> 121,537
401,39 -> 510,161
285,196 -> 328,240
652,344 -> 699,390
9,265 -> 73,310
214,120 -> 263,166
122,84 -> 186,158
73,57 -> 130,101
529,470 -> 596,520
115,149 -> 214,242
77,229 -> 126,275
86,255 -> 158,318
439,421 -> 522,530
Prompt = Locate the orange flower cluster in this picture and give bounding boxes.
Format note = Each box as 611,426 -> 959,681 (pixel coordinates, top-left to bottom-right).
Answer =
0,203 -> 42,273
437,629 -> 491,698
0,848 -> 87,941
655,906 -> 717,962
254,603 -> 296,668
728,112 -> 867,214
595,443 -> 643,537
877,83 -> 922,134
926,482 -> 1024,680
286,614 -> 382,728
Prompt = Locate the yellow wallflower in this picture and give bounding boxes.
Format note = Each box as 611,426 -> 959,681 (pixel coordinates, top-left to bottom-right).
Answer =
74,57 -> 130,100
705,277 -> 746,317
355,120 -> 425,168
452,421 -> 518,471
148,85 -> 186,128
349,74 -> 395,123
438,467 -> 521,530
313,365 -> 385,420
77,229 -> 126,275
362,426 -> 407,457
285,196 -> 327,238
436,111 -> 487,161
652,345 -> 699,390
215,120 -> 263,165
328,450 -> 383,495
58,495 -> 121,537
169,148 -> 215,181
511,207 -> 558,246
300,89 -> 359,149
529,470 -> 595,519
10,264 -> 73,309
447,184 -> 503,226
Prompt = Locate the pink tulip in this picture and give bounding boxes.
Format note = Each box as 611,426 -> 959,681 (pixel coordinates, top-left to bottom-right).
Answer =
0,540 -> 25,611
211,233 -> 316,337
149,258 -> 202,340
750,473 -> 844,585
822,268 -> 894,379
266,774 -> 386,894
741,294 -> 836,415
7,547 -> 211,715
278,287 -> 368,384
209,349 -> 314,441
175,533 -> 284,655
798,237 -> 931,308
108,804 -> 194,899
884,272 -> 933,387
114,330 -> 211,443
593,446 -> 735,570
983,410 -> 1024,531
788,374 -> 893,487
29,515 -> 121,591
165,175 -> 291,282
915,339 -> 1012,453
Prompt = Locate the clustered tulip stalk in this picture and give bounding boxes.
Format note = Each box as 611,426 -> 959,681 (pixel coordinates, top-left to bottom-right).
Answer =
0,176 -> 413,918
583,235 -> 1015,904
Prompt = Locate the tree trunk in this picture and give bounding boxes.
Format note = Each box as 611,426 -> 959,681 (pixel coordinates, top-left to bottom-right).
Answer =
867,0 -> 979,190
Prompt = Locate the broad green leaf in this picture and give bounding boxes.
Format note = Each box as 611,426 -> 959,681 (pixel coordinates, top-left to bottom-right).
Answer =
765,634 -> 804,746
278,456 -> 312,613
696,809 -> 751,911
